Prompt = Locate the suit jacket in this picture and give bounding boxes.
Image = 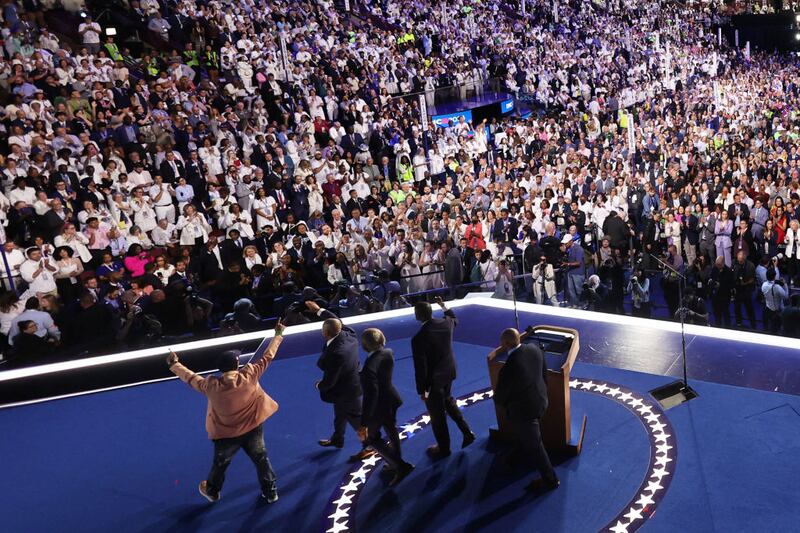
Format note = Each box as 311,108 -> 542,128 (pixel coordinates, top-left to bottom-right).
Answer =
317,309 -> 363,402
159,159 -> 186,184
360,348 -> 403,426
493,217 -> 519,243
493,343 -> 549,421
411,308 -> 458,395
727,203 -> 750,222
169,336 -> 284,439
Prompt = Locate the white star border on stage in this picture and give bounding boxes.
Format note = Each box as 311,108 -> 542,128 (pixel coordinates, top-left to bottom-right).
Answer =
322,379 -> 677,533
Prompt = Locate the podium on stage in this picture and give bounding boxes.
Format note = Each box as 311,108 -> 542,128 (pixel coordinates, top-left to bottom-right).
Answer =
488,325 -> 587,456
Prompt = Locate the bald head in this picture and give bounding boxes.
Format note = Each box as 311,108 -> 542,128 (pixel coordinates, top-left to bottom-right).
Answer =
322,317 -> 342,340
500,328 -> 521,350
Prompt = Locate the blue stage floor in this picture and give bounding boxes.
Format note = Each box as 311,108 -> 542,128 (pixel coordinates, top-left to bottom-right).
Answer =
2,301 -> 799,532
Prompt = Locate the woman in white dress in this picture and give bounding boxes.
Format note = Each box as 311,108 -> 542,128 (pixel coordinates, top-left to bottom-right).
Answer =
176,204 -> 212,246
418,241 -> 444,290
127,225 -> 154,250
153,255 -> 175,284
221,203 -> 255,240
129,187 -> 158,233
306,176 -> 324,215
199,138 -> 224,181
252,187 -> 276,232
398,242 -> 422,294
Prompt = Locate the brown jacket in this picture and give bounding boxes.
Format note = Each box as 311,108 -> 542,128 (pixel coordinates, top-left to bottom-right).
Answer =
170,336 -> 284,440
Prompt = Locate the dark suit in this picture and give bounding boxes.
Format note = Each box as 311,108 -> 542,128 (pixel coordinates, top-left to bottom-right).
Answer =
411,308 -> 472,452
317,309 -> 363,445
159,159 -> 185,184
494,343 -> 556,482
361,348 -> 407,468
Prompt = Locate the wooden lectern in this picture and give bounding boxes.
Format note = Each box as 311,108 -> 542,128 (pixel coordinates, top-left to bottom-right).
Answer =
488,325 -> 587,456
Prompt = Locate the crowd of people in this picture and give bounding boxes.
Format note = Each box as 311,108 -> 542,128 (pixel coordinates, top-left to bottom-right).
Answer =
2,0 -> 800,365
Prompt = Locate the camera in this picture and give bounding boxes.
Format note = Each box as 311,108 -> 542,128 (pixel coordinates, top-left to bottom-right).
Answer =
631,276 -> 638,283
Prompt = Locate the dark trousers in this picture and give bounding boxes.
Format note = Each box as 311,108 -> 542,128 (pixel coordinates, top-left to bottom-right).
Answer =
764,307 -> 782,334
366,412 -> 407,469
509,417 -> 557,482
207,424 -> 276,496
331,395 -> 363,444
425,383 -> 472,452
734,292 -> 757,328
712,297 -> 731,327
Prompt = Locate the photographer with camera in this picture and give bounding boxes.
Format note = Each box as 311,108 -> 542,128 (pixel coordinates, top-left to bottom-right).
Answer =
581,274 -> 608,312
708,256 -> 734,327
762,268 -> 788,334
562,234 -> 585,307
732,250 -> 757,329
627,268 -> 651,318
532,253 -> 557,305
675,287 -> 709,326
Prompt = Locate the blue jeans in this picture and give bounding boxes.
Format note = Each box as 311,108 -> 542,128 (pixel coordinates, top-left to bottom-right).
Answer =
207,424 -> 276,496
566,272 -> 584,306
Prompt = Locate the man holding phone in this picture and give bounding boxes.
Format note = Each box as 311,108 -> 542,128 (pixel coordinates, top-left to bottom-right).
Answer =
167,319 -> 285,504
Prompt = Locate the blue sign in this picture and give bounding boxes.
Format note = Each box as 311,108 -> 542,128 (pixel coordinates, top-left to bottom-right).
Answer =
501,99 -> 514,113
432,110 -> 473,128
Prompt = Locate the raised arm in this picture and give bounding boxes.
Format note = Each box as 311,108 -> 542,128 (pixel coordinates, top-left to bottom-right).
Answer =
248,319 -> 286,378
167,350 -> 210,394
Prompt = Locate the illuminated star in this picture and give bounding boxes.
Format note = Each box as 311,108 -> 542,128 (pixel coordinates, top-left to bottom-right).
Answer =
656,443 -> 673,455
332,492 -> 353,506
341,479 -> 361,493
592,383 -> 609,394
609,520 -> 629,533
362,454 -> 381,467
628,398 -> 644,409
653,433 -> 671,444
623,507 -> 644,521
649,422 -> 667,433
580,380 -> 596,390
645,480 -> 663,493
606,387 -> 621,397
402,422 -> 421,434
569,379 -> 580,388
636,405 -> 654,416
650,467 -> 670,480
456,399 -> 469,408
644,413 -> 661,424
326,520 -> 350,533
468,392 -> 485,403
654,455 -> 673,467
636,493 -> 655,507
617,392 -> 634,403
420,415 -> 431,424
328,506 -> 350,522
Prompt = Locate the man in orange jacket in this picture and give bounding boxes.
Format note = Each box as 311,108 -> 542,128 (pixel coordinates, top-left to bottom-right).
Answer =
167,319 -> 286,504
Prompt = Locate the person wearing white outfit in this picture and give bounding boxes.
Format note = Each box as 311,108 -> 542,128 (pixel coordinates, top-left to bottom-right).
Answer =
176,205 -> 212,246
149,176 -> 176,224
19,247 -> 58,297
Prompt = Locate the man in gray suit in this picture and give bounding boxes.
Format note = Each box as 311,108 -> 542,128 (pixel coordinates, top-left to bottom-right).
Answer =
750,198 -> 769,242
698,207 -> 717,263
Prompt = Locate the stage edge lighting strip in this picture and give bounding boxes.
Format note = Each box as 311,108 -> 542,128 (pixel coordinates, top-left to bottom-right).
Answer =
3,295 -> 799,383
321,378 -> 677,533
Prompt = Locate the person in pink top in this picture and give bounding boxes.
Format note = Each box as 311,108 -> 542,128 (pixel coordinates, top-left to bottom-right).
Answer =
122,244 -> 153,277
167,319 -> 286,504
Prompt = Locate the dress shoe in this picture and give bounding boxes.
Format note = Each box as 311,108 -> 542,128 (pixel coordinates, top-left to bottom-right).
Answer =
198,481 -> 220,503
525,477 -> 560,493
388,463 -> 415,487
426,445 -> 451,460
461,431 -> 476,449
318,439 -> 344,448
349,448 -> 377,462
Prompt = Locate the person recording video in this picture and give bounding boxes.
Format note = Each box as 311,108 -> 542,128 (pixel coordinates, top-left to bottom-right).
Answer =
627,268 -> 651,318
674,287 -> 709,326
532,254 -> 557,305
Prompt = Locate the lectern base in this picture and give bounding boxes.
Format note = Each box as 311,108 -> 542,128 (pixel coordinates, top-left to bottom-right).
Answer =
488,413 -> 587,457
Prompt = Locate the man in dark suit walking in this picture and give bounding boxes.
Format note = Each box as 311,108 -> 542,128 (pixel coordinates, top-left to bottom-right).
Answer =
491,328 -> 559,493
411,297 -> 475,459
358,328 -> 414,485
306,301 -> 371,461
